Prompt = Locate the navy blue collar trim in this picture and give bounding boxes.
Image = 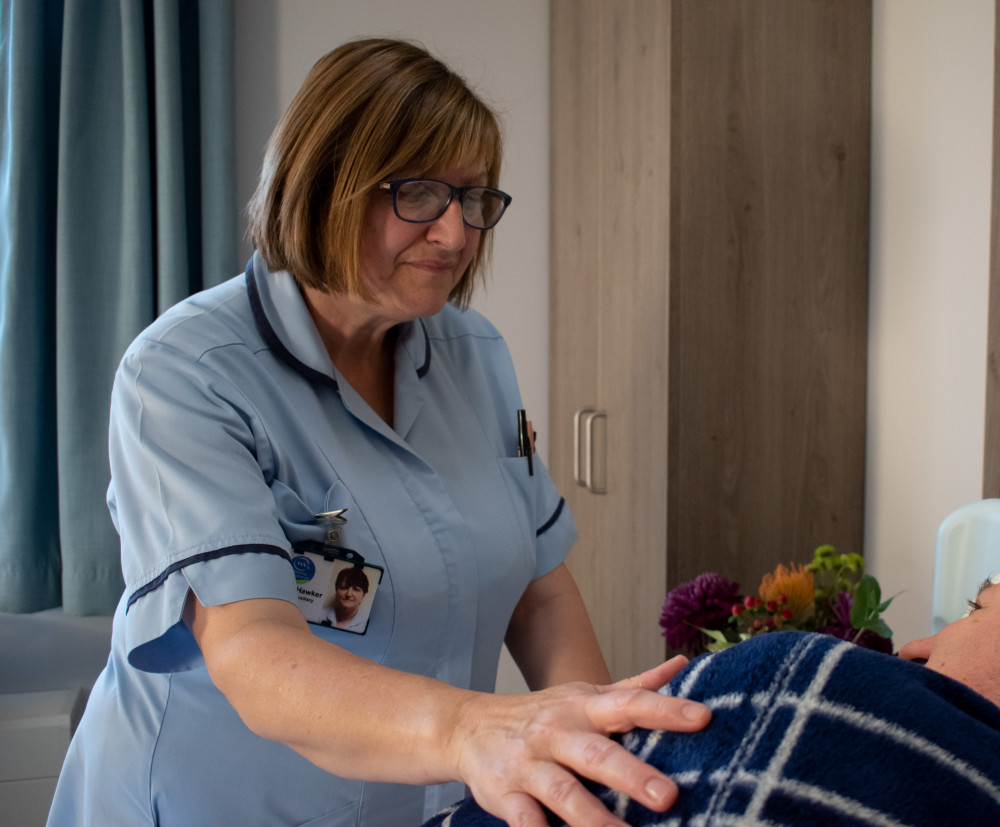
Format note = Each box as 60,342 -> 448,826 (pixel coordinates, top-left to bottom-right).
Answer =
537,497 -> 566,537
247,257 -> 433,383
125,543 -> 291,611
416,319 -> 431,378
245,257 -> 339,391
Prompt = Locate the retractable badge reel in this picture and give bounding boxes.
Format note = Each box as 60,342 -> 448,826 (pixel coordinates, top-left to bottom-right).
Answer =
290,509 -> 384,634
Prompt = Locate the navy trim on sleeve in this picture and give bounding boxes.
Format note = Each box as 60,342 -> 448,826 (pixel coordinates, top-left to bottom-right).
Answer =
536,497 -> 566,537
245,258 -> 340,391
126,543 -> 292,611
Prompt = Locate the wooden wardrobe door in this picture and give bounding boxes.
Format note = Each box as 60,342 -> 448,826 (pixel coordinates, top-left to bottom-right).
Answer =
668,0 -> 871,591
550,0 -> 871,680
551,0 -> 672,680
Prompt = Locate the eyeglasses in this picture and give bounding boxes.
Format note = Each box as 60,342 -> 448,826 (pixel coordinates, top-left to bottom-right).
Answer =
377,178 -> 512,230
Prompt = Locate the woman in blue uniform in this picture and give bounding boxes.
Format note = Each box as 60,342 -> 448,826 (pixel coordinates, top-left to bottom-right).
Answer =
47,38 -> 710,827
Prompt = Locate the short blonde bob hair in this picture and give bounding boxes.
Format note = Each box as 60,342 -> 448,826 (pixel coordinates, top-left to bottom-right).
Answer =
247,38 -> 504,308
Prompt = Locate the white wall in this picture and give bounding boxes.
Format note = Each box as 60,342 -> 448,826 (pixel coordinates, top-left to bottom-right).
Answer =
234,0 -> 998,660
867,0 -> 994,644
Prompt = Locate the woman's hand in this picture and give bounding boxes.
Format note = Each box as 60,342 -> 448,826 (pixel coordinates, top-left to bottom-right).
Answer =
450,656 -> 711,827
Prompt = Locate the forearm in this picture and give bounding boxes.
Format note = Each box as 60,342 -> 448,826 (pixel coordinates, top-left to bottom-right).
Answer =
186,593 -> 470,784
505,563 -> 611,689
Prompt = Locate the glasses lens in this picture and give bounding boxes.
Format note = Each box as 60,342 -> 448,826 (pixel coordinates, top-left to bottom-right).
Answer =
461,187 -> 508,229
390,180 -> 509,229
394,180 -> 451,222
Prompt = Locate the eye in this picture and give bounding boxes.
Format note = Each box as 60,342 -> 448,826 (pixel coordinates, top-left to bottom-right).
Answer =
967,598 -> 983,614
398,180 -> 441,205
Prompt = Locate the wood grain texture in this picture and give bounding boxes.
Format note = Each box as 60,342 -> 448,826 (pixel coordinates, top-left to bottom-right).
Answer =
550,0 -> 871,677
669,0 -> 871,590
551,0 -> 672,680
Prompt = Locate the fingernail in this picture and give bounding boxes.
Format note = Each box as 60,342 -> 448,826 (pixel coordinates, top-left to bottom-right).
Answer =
682,702 -> 706,721
646,778 -> 675,809
645,776 -> 674,802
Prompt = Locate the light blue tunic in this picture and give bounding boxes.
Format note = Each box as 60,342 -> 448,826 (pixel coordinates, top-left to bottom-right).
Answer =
47,253 -> 576,827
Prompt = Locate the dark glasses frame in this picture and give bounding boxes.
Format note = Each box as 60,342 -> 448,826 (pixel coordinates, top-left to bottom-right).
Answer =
377,178 -> 513,230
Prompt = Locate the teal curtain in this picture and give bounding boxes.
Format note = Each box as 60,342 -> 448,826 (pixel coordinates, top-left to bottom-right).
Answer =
0,0 -> 237,615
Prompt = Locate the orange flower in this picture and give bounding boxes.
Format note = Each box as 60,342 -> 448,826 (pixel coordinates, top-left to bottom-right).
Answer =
759,563 -> 814,619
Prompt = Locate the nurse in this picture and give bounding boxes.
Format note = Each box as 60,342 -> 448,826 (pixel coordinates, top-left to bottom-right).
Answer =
47,38 -> 710,827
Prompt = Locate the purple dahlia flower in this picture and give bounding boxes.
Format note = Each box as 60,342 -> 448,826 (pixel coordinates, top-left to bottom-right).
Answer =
660,572 -> 742,655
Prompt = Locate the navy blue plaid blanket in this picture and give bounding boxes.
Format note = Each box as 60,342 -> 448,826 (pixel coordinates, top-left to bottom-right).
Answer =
424,631 -> 1000,826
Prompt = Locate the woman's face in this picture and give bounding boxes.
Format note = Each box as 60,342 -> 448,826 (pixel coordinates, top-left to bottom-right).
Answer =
334,582 -> 365,616
357,167 -> 483,323
900,582 -> 1000,705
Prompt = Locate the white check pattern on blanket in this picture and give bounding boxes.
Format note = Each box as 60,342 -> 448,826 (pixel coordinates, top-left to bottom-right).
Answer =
423,631 -> 1000,827
608,634 -> 1000,825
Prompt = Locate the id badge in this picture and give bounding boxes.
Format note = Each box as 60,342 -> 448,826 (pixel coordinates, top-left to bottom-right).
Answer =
291,510 -> 384,635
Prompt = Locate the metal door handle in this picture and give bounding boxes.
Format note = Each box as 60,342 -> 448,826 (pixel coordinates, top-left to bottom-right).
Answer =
573,407 -> 595,486
583,410 -> 606,494
573,407 -> 606,494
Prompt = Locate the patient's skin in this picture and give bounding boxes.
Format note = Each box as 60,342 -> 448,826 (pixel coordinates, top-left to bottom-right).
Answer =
900,582 -> 1000,707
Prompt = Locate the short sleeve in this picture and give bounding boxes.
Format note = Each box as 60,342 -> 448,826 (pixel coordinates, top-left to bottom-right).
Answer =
109,340 -> 298,673
531,460 -> 577,579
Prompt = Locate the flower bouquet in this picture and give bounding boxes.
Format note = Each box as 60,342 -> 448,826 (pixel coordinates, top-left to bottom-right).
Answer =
659,545 -> 896,657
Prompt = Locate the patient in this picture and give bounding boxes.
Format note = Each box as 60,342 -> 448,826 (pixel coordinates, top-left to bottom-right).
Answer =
426,579 -> 1000,826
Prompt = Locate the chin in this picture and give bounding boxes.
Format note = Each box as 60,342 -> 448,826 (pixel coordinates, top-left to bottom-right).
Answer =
404,292 -> 453,319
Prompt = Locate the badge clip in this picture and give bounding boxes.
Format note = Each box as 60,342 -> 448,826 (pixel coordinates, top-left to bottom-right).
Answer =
315,508 -> 349,550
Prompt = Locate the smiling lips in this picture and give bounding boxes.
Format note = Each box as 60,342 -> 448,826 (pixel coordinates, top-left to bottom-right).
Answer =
405,257 -> 459,274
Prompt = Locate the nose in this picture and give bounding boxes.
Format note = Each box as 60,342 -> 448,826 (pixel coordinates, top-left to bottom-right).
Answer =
425,198 -> 470,250
899,635 -> 934,664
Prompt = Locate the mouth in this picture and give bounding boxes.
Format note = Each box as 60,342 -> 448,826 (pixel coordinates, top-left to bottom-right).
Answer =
406,258 -> 459,274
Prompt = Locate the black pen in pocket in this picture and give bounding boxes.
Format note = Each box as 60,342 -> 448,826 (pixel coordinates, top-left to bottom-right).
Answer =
517,409 -> 534,475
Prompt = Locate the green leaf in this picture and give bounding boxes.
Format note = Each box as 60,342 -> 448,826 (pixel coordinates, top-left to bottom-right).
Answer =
851,575 -> 882,628
697,627 -> 733,645
863,618 -> 892,638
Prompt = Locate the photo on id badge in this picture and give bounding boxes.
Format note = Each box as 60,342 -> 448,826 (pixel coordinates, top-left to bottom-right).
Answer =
292,550 -> 382,634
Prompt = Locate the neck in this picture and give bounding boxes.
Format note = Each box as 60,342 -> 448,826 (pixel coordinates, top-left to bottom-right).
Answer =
302,286 -> 397,425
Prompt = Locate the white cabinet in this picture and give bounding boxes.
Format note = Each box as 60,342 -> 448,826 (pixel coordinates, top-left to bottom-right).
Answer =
0,689 -> 86,826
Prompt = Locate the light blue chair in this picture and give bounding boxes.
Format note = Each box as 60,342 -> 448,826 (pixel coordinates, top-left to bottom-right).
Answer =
931,498 -> 1000,633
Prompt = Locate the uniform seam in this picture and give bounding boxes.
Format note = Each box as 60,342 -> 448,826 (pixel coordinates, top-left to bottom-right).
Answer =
147,671 -> 173,824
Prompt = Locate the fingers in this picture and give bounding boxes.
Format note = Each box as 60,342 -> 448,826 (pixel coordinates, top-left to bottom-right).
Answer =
457,664 -> 710,827
492,790 -> 551,827
592,657 -> 710,735
494,732 -> 681,827
495,760 -> 646,827
587,686 -> 710,735
551,729 -> 680,814
615,655 -> 690,692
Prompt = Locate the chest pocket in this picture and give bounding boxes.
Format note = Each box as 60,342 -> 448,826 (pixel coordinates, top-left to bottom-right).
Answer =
271,479 -> 395,663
